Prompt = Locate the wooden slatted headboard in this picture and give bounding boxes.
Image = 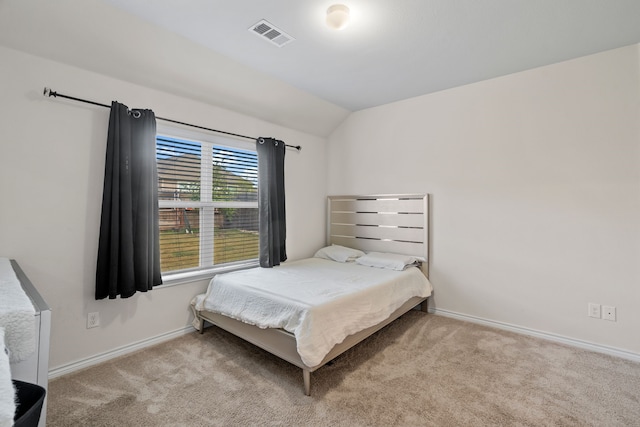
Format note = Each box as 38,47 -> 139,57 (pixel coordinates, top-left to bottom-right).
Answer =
327,194 -> 429,269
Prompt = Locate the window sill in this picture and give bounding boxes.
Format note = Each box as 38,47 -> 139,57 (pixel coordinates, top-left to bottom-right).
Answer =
158,260 -> 260,288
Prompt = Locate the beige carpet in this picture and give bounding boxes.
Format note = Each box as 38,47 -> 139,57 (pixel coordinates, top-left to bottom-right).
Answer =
47,313 -> 640,426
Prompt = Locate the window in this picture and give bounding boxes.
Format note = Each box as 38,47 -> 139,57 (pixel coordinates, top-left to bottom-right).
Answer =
156,127 -> 259,281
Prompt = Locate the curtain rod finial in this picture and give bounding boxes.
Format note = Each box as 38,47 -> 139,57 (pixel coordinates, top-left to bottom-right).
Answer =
43,87 -> 56,98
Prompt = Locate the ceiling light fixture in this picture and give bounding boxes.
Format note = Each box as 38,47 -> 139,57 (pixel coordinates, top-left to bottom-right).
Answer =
326,4 -> 350,30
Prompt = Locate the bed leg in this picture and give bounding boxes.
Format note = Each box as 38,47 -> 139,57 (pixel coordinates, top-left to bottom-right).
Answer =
303,369 -> 311,396
198,318 -> 205,334
420,299 -> 429,313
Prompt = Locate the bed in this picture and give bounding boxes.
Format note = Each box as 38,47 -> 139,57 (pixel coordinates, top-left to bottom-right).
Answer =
191,194 -> 431,395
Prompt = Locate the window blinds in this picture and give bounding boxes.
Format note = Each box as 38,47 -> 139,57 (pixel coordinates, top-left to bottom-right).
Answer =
156,136 -> 259,274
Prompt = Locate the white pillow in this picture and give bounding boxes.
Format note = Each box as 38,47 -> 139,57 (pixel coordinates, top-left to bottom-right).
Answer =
355,252 -> 419,270
314,245 -> 365,263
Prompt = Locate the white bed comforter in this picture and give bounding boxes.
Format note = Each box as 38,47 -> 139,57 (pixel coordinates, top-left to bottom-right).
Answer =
193,258 -> 432,367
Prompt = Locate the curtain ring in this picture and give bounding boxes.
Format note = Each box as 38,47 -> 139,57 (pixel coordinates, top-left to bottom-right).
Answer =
131,110 -> 142,119
258,138 -> 265,145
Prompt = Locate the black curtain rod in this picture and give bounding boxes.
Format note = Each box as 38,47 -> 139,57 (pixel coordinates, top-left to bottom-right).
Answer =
42,87 -> 301,151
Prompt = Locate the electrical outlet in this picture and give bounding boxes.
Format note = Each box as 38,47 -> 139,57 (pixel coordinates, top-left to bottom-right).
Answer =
588,303 -> 601,318
87,312 -> 100,328
602,306 -> 616,321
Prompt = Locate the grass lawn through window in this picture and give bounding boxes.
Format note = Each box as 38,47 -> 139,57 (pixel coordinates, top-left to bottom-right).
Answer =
160,228 -> 259,273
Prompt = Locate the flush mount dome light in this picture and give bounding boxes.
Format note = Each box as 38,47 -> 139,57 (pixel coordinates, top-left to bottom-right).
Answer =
326,4 -> 350,30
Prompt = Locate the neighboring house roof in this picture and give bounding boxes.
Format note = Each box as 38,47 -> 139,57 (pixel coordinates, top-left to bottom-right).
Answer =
157,154 -> 257,200
157,153 -> 201,182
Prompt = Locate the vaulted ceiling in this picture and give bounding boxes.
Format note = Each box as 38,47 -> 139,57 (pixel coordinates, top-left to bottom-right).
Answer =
2,0 -> 640,137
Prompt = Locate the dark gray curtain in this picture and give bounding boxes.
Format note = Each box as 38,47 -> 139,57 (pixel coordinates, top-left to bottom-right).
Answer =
256,137 -> 287,267
96,101 -> 162,299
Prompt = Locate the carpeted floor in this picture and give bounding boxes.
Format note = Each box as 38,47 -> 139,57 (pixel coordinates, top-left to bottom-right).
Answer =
47,313 -> 640,426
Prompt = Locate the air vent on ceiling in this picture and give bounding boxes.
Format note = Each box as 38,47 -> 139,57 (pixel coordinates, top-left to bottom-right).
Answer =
249,19 -> 295,47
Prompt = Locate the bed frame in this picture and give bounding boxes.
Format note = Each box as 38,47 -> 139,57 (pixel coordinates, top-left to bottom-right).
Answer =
196,194 -> 430,395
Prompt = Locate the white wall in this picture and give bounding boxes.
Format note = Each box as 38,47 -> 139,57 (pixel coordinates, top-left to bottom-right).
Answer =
2,40 -> 638,372
328,45 -> 640,355
0,46 -> 328,369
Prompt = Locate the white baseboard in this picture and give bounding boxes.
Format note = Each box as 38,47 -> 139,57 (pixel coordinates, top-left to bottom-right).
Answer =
431,308 -> 640,363
48,326 -> 196,379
